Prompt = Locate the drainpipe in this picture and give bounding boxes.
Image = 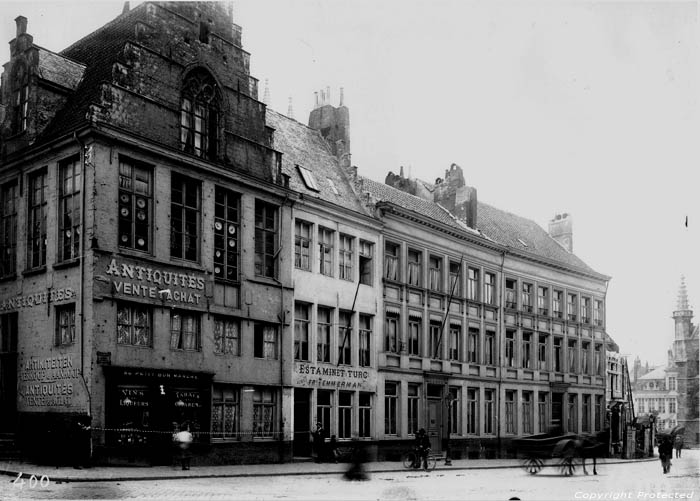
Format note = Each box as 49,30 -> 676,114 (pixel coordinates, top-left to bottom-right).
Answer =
497,249 -> 507,457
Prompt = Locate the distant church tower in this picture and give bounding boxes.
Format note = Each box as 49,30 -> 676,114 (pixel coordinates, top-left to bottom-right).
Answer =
672,276 -> 693,360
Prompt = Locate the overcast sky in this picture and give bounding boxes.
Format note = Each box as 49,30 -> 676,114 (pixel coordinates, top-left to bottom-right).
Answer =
1,0 -> 697,366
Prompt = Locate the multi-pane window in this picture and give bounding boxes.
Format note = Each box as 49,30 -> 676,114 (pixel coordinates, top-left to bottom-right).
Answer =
465,267 -> 478,301
0,181 -> 18,277
58,156 -> 81,262
408,317 -> 421,356
582,394 -> 591,432
537,286 -> 548,315
318,227 -> 334,276
581,342 -> 590,374
212,386 -> 239,440
669,400 -> 676,413
384,382 -> 398,435
484,329 -> 495,365
339,234 -> 353,280
505,390 -> 516,434
522,283 -> 533,312
594,396 -> 602,431
12,63 -> 28,134
359,392 -> 371,438
554,337 -> 563,372
505,330 -> 515,367
253,388 -> 276,438
254,201 -> 278,278
581,297 -> 591,324
449,260 -> 462,296
338,391 -> 352,439
118,158 -> 152,252
467,327 -> 479,363
448,387 -> 461,434
317,307 -> 331,363
567,394 -> 577,433
553,290 -> 563,318
593,300 -> 603,326
522,391 -> 533,434
429,320 -> 442,359
359,314 -> 372,367
27,170 -> 47,269
117,303 -> 152,347
171,173 -> 200,261
385,310 -> 399,353
294,302 -> 310,361
668,377 -> 676,391
317,390 -> 332,432
180,69 -> 219,160
480,272 -> 495,305
538,393 -> 548,433
568,339 -> 578,373
56,304 -> 76,346
338,310 -> 351,365
522,332 -> 532,369
214,187 -> 240,282
538,334 -> 548,370
358,391 -> 372,438
294,220 -> 312,271
428,255 -> 442,291
170,311 -> 200,351
567,293 -> 577,321
449,324 -> 461,361
466,388 -> 478,434
407,249 -> 422,287
505,278 -> 516,309
254,322 -> 278,359
408,383 -> 420,435
484,389 -> 495,434
359,240 -> 373,285
384,242 -> 400,281
214,317 -> 240,355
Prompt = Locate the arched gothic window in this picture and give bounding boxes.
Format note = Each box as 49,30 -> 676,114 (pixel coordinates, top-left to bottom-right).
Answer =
12,62 -> 28,134
180,69 -> 220,160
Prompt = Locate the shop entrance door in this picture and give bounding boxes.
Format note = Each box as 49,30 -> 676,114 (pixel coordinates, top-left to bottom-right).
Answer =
0,313 -> 18,433
293,389 -> 312,457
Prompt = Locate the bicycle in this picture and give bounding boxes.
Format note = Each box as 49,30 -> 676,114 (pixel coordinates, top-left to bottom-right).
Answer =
402,450 -> 437,471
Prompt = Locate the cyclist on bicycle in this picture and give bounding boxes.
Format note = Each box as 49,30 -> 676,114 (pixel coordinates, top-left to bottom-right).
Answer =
413,428 -> 431,469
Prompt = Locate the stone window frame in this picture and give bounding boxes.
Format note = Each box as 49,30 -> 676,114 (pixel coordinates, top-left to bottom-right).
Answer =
180,68 -> 221,160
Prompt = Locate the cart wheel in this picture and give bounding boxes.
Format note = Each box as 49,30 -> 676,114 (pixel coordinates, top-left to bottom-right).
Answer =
559,456 -> 576,476
522,458 -> 543,474
426,455 -> 437,471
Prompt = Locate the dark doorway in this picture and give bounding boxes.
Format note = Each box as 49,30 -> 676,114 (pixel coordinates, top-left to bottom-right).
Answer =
293,388 -> 312,457
426,384 -> 443,452
551,392 -> 564,434
0,313 -> 18,433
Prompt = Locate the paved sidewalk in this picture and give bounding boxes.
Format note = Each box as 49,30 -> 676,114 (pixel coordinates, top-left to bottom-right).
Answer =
0,455 -> 657,483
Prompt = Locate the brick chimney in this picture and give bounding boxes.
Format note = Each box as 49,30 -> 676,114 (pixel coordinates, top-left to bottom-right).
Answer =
548,213 -> 573,252
432,163 -> 478,229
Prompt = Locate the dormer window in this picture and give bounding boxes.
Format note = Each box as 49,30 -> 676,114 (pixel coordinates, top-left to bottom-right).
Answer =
180,69 -> 220,160
12,62 -> 28,134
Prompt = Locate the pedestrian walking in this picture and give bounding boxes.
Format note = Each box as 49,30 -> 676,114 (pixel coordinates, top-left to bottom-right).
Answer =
674,435 -> 683,459
312,421 -> 325,463
658,436 -> 673,474
173,422 -> 193,470
344,440 -> 369,481
71,415 -> 92,469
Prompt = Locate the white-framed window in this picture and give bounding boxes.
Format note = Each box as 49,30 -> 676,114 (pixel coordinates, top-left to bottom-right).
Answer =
117,303 -> 152,347
408,383 -> 420,435
339,234 -> 353,281
254,322 -> 278,359
384,381 -> 398,435
407,248 -> 422,287
253,388 -> 276,438
338,391 -> 352,439
212,385 -> 239,440
294,220 -> 312,271
466,388 -> 478,434
317,306 -> 332,363
170,310 -> 201,351
318,227 -> 334,276
294,302 -> 310,361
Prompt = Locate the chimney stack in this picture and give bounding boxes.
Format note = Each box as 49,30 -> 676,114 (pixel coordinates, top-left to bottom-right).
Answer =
15,16 -> 27,36
548,213 -> 573,253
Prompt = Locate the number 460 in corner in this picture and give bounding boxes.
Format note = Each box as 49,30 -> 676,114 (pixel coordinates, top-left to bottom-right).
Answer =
13,473 -> 50,488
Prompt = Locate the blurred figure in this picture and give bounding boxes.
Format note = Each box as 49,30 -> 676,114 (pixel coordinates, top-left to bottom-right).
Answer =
344,440 -> 369,481
174,422 -> 193,470
328,435 -> 339,463
674,435 -> 683,458
658,436 -> 673,474
312,421 -> 325,463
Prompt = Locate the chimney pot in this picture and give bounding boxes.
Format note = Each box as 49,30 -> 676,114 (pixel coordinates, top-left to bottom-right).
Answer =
15,16 -> 27,36
122,1 -> 130,14
339,87 -> 344,106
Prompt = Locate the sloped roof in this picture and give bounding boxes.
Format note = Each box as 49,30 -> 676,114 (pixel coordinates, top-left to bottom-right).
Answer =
360,176 -> 604,276
639,366 -> 668,380
39,4 -> 143,140
36,47 -> 85,90
267,110 -> 368,215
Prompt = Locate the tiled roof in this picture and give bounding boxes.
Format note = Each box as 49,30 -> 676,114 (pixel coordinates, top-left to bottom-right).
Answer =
39,5 -> 143,140
639,367 -> 668,380
266,110 -> 368,215
36,47 -> 85,90
360,176 -> 605,276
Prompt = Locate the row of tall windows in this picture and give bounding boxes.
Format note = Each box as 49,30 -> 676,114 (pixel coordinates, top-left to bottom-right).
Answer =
294,302 -> 373,367
315,390 -> 372,439
505,278 -> 604,326
211,385 -> 278,439
295,219 -> 374,284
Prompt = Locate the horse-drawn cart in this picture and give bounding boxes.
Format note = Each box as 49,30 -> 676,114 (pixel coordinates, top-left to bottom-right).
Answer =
513,431 -> 607,476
